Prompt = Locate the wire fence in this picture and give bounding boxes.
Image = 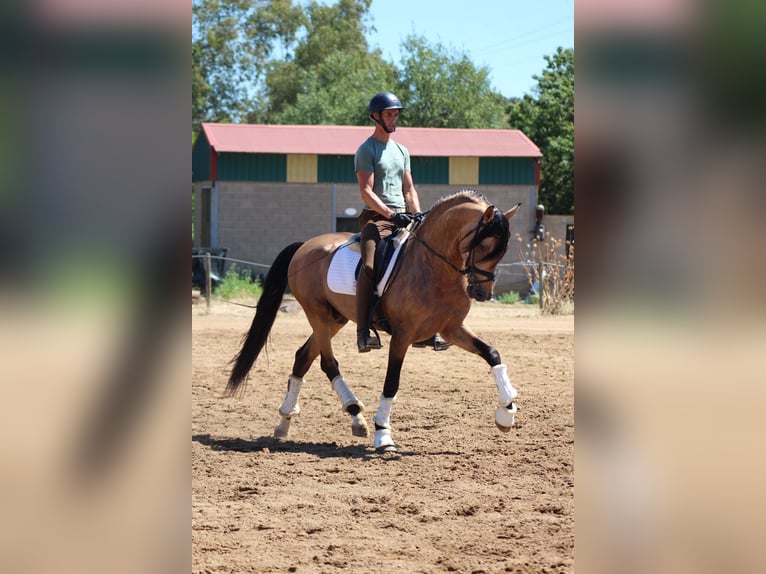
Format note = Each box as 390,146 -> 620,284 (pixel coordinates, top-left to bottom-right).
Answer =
192,253 -> 573,309
192,254 -> 272,271
193,254 -> 572,276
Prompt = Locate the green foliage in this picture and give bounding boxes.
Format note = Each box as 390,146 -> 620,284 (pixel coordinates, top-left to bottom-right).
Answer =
507,47 -> 574,214
193,0 -> 511,131
192,0 -> 307,131
261,0 -> 389,124
268,51 -> 397,125
192,0 -> 567,145
294,0 -> 373,69
496,290 -> 521,304
396,34 -> 507,128
214,265 -> 263,300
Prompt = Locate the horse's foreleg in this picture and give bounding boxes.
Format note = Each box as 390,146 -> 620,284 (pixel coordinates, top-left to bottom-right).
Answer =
440,325 -> 518,432
490,364 -> 518,431
373,343 -> 406,452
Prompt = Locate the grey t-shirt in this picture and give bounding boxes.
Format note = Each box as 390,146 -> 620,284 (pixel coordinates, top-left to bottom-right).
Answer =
354,136 -> 410,210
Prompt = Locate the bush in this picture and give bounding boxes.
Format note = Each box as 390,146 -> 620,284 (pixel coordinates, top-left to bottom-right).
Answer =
496,290 -> 521,304
214,265 -> 262,300
516,234 -> 574,315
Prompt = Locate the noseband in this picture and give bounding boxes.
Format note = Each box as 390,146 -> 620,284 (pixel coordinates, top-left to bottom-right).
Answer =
412,208 -> 509,288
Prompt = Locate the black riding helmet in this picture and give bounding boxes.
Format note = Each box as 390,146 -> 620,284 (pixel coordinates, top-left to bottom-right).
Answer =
368,92 -> 404,133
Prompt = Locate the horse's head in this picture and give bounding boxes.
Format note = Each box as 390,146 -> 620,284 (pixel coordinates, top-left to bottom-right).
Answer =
418,190 -> 521,302
461,202 -> 521,301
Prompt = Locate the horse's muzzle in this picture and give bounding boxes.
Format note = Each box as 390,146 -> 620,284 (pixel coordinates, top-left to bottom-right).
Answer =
468,284 -> 492,302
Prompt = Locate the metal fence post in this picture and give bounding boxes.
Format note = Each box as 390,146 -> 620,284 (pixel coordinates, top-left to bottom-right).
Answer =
205,253 -> 212,311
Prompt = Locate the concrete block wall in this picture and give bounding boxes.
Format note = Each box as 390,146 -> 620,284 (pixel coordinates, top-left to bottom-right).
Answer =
193,180 -> 558,295
217,182 -> 334,270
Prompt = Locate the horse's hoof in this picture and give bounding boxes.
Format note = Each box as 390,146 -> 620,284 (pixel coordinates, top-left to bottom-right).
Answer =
351,414 -> 369,437
376,444 -> 397,453
274,416 -> 292,438
495,403 -> 517,431
495,421 -> 512,433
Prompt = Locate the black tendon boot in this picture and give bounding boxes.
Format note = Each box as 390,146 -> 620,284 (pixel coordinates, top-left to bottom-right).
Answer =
355,271 -> 382,352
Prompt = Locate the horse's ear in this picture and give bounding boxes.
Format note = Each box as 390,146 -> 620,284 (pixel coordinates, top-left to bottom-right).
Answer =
482,206 -> 496,224
504,203 -> 522,221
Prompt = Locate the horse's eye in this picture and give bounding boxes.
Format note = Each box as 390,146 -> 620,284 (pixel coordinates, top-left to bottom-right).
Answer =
478,239 -> 495,258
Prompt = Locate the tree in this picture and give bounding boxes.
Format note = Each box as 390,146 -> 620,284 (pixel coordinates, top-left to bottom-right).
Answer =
259,0 -> 383,122
507,47 -> 574,214
192,0 -> 306,131
271,51 -> 397,125
395,34 -> 507,129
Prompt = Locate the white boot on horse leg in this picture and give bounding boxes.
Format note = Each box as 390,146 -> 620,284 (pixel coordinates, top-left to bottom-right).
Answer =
373,394 -> 397,452
492,364 -> 518,432
274,375 -> 303,438
331,376 -> 369,437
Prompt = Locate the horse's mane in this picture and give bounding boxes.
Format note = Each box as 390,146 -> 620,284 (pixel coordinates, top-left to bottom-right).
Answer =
426,189 -> 510,262
429,189 -> 489,215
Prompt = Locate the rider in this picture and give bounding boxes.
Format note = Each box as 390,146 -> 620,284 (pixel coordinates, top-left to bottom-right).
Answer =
353,92 -> 421,353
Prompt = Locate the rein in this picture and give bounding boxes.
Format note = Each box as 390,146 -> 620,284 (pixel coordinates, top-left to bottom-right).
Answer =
411,209 -> 505,286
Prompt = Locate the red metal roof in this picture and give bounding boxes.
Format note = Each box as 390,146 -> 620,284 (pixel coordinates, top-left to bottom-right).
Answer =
200,123 -> 541,158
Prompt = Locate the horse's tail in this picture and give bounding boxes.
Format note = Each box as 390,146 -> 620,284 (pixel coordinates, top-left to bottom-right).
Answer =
225,242 -> 304,397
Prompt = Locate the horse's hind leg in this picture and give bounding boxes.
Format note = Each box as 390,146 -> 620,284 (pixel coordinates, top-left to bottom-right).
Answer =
273,335 -> 318,438
312,311 -> 369,437
319,354 -> 369,438
274,373 -> 304,438
276,313 -> 369,438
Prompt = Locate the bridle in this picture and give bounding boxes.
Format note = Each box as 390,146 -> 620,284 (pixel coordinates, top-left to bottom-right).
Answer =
411,208 -> 509,288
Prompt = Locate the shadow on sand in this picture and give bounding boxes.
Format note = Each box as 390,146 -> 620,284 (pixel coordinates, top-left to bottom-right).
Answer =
193,433 -> 463,461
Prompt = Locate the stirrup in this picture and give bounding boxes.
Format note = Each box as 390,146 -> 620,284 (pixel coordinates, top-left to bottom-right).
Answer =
357,331 -> 382,353
413,334 -> 451,351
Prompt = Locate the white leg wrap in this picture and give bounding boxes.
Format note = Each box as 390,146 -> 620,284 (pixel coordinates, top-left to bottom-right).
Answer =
492,364 -> 518,406
492,365 -> 518,431
278,375 -> 303,417
373,428 -> 396,451
373,394 -> 397,429
331,376 -> 365,413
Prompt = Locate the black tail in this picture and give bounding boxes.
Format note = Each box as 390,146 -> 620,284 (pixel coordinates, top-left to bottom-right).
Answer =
225,242 -> 303,396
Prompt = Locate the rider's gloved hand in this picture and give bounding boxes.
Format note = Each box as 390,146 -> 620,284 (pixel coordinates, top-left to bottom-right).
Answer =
391,212 -> 413,228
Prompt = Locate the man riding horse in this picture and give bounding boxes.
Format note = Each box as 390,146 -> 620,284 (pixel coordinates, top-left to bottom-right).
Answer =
354,92 -> 448,353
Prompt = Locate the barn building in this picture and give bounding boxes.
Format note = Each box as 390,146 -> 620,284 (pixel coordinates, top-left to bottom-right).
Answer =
192,123 -> 548,294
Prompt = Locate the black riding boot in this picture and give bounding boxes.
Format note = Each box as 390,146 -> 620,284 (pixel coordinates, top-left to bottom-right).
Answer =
355,271 -> 381,352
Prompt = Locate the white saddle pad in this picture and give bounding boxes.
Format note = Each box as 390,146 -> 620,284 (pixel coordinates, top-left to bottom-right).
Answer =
327,243 -> 361,295
327,230 -> 411,296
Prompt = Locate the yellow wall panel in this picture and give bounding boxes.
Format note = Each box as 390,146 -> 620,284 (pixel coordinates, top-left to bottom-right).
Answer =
449,157 -> 479,186
287,154 -> 318,183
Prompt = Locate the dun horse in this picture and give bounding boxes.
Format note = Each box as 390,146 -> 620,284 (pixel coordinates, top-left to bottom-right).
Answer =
226,189 -> 521,451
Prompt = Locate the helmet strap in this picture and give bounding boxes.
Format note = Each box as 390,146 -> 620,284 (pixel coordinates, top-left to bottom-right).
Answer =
371,112 -> 393,134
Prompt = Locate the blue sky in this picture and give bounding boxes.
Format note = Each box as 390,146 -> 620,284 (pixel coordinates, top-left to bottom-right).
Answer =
365,0 -> 574,99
